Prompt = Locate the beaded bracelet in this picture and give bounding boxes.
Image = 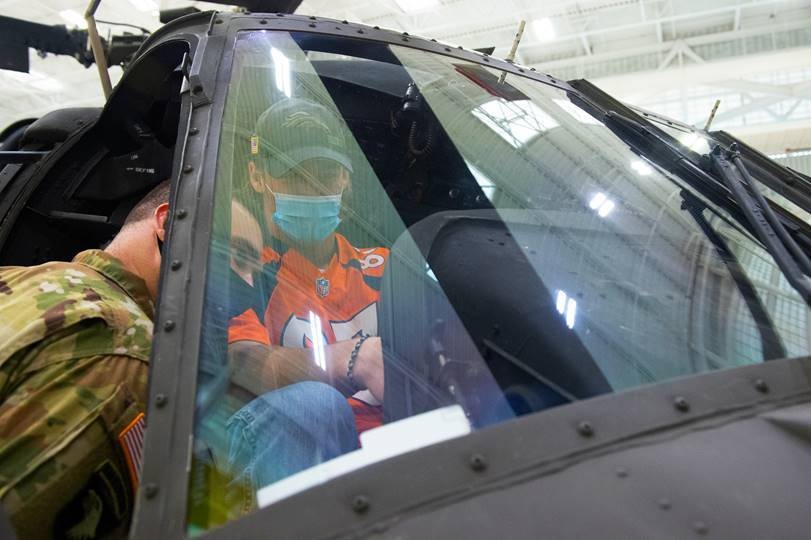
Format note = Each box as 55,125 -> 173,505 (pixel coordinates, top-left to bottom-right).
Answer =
347,332 -> 370,392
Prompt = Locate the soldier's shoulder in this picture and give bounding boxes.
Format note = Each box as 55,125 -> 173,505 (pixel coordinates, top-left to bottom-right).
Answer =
0,260 -> 120,308
0,261 -> 152,357
2,261 -> 88,305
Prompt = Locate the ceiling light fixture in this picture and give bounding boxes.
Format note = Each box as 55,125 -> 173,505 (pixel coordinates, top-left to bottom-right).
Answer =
530,17 -> 556,42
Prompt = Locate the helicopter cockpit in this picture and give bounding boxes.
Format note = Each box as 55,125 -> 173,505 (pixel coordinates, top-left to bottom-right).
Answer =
1,11 -> 810,540
176,24 -> 810,535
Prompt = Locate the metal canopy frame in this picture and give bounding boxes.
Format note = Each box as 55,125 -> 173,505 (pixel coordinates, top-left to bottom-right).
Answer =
130,11 -> 811,540
132,12 -> 576,538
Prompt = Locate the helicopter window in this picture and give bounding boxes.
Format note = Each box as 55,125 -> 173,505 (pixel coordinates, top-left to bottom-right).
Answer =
472,98 -> 559,148
186,30 -> 810,533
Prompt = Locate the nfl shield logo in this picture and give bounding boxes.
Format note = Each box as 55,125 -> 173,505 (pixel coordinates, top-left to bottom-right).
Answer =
315,277 -> 330,298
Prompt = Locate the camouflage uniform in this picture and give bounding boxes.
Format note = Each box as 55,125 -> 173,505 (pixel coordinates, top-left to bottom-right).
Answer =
0,250 -> 153,539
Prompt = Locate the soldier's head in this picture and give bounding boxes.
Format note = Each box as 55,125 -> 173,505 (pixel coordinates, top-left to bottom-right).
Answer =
247,98 -> 352,247
106,179 -> 171,300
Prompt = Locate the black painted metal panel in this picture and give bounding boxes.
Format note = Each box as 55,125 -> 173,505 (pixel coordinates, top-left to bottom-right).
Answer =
201,357 -> 810,539
378,401 -> 811,539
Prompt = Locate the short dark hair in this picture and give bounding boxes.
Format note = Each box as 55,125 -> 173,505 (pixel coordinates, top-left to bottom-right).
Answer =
123,179 -> 171,227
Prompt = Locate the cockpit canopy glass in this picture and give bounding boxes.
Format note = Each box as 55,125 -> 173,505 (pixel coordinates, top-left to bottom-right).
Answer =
187,29 -> 811,534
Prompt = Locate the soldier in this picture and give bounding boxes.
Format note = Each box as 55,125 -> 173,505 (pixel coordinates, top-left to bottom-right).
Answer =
0,180 -> 170,539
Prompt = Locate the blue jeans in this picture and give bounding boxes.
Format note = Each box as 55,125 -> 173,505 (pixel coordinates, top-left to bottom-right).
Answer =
226,381 -> 359,509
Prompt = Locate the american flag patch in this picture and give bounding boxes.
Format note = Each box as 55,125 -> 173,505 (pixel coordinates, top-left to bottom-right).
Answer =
118,412 -> 145,492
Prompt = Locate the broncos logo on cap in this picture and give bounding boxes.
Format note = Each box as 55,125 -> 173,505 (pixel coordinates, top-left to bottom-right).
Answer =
282,111 -> 345,147
282,111 -> 332,133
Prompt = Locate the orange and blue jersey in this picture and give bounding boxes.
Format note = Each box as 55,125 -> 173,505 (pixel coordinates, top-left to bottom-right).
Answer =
228,233 -> 388,434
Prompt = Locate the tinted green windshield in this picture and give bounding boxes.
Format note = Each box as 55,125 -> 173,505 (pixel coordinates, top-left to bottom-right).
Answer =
188,30 -> 810,533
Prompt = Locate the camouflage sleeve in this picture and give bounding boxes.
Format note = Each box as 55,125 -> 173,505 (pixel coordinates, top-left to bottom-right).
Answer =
0,347 -> 148,540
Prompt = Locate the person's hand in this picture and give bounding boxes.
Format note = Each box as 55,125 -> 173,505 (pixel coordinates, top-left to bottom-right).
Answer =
352,336 -> 384,402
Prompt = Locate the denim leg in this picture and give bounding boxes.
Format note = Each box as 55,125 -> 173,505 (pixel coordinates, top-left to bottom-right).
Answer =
226,381 -> 359,498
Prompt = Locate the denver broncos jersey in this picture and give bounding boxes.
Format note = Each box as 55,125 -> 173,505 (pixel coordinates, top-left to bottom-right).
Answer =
228,233 -> 388,433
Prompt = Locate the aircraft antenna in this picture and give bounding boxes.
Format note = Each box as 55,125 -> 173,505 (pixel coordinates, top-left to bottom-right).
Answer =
703,99 -> 721,131
85,0 -> 113,99
498,19 -> 526,84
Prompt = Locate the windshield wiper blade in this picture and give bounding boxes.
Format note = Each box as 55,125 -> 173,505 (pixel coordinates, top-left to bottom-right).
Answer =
601,111 -> 739,212
681,190 -> 787,359
710,145 -> 811,303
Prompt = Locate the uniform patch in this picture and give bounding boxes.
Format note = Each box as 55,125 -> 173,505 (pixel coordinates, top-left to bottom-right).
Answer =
117,413 -> 145,492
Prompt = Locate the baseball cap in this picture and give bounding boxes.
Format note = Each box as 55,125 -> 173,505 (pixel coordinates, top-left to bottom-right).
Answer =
251,98 -> 354,178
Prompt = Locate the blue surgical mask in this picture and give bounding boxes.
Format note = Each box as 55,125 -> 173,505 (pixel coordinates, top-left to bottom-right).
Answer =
272,192 -> 342,244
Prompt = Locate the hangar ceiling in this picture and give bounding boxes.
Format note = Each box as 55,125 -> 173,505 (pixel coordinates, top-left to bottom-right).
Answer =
1,0 -> 810,161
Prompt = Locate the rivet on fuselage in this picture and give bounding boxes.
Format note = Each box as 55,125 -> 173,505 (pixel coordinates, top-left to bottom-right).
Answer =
352,495 -> 370,514
469,453 -> 488,472
577,421 -> 594,437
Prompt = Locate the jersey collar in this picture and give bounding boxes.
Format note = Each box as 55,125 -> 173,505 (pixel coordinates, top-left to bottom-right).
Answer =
73,249 -> 155,320
334,233 -> 358,267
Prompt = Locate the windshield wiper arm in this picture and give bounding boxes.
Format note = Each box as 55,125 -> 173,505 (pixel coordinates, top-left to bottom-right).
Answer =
681,190 -> 787,359
601,109 -> 811,303
710,146 -> 811,303
727,145 -> 811,277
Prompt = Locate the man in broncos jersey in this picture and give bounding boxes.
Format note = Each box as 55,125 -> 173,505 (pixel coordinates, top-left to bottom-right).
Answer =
225,98 -> 387,506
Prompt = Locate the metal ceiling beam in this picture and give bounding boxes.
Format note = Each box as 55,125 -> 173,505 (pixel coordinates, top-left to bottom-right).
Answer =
589,47 -> 811,99
408,0 -> 792,49
530,17 -> 811,74
711,95 -> 795,125
580,35 -> 592,56
657,41 -> 681,71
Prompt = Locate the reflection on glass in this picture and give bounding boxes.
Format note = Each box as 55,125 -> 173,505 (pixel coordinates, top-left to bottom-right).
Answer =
308,312 -> 327,371
566,297 -> 577,329
555,290 -> 577,329
270,47 -> 292,97
531,17 -> 556,41
631,159 -> 653,176
553,98 -> 602,125
472,99 -> 559,147
679,132 -> 710,154
556,290 -> 567,314
187,30 -> 810,534
588,192 -> 615,217
466,160 -> 497,200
